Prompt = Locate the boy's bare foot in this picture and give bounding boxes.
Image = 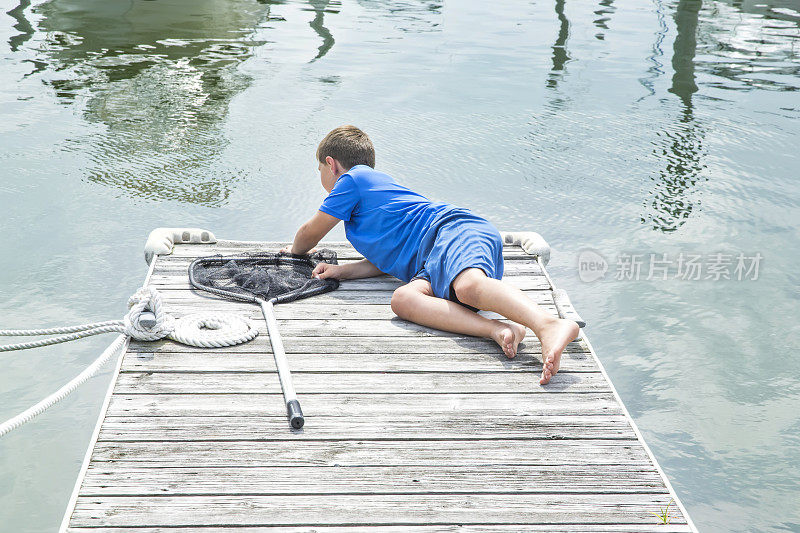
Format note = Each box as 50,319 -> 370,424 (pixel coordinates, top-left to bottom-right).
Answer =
491,322 -> 527,359
538,318 -> 580,385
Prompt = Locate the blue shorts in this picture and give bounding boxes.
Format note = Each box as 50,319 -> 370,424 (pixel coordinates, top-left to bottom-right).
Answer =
411,216 -> 504,311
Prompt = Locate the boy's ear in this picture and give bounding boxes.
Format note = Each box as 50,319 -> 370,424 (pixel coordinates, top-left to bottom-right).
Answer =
326,156 -> 343,176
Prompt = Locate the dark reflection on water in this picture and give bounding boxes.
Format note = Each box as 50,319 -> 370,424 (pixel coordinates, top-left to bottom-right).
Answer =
643,0 -> 707,233
548,0 -> 571,92
640,0 -> 800,233
6,0 -> 33,52
306,0 -> 338,62
640,0 -> 799,232
30,0 -> 271,205
644,108 -> 706,232
669,0 -> 701,105
593,0 -> 616,40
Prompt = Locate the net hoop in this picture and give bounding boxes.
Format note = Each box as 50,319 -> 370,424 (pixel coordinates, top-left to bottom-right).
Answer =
188,252 -> 340,304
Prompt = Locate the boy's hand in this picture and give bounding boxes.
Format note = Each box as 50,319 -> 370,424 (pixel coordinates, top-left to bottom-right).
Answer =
312,262 -> 344,280
279,245 -> 317,254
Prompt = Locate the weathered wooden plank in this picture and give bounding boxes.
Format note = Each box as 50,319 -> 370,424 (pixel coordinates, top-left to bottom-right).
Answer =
264,318 -> 484,337
149,275 -> 550,291
106,393 -> 623,417
113,371 -> 607,394
128,335 -> 587,354
150,302 -> 560,321
88,439 -> 653,466
150,262 -> 546,278
68,526 -> 693,533
80,464 -> 668,496
127,318 -> 554,340
155,289 -> 555,305
153,256 -> 544,282
120,350 -> 596,373
96,415 -> 634,441
69,493 -> 685,527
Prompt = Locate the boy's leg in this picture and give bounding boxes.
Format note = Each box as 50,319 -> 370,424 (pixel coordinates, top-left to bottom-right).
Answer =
391,279 -> 527,359
451,268 -> 580,385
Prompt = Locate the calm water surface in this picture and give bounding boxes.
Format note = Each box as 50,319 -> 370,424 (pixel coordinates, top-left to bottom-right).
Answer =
1,0 -> 799,530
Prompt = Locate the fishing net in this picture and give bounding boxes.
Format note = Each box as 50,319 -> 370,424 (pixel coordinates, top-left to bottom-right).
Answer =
188,249 -> 340,429
189,250 -> 340,304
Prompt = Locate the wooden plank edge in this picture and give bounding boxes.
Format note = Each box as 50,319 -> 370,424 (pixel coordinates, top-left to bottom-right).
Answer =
66,526 -> 693,532
66,492 -> 689,527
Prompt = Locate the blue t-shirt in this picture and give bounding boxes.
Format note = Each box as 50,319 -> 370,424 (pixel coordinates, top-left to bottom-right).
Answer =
319,165 -> 462,282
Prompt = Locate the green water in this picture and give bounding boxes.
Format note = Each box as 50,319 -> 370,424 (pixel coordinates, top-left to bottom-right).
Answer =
1,0 -> 799,530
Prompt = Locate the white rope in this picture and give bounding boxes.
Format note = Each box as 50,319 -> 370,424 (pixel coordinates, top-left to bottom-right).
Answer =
0,286 -> 258,437
0,326 -> 126,352
170,313 -> 259,348
0,321 -> 123,336
0,335 -> 127,437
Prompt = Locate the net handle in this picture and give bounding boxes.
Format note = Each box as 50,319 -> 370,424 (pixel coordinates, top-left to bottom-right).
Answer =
259,299 -> 304,429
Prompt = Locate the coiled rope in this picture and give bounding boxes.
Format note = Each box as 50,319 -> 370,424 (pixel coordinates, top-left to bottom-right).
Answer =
0,287 -> 258,436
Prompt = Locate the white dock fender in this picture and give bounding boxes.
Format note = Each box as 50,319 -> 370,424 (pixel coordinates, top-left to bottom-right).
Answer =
499,231 -> 550,266
144,228 -> 217,264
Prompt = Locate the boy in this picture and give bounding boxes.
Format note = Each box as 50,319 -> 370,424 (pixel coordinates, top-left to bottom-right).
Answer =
284,125 -> 579,384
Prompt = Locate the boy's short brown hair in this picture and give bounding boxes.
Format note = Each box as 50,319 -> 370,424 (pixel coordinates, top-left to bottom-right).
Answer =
317,125 -> 375,170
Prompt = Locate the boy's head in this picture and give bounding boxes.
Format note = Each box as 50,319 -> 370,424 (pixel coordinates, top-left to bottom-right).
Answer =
317,125 -> 375,191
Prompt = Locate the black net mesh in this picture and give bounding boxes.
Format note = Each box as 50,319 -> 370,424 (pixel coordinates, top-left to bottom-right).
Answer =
189,250 -> 339,304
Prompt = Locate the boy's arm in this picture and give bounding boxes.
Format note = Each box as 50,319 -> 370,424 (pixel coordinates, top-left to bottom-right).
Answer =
344,259 -> 384,279
313,258 -> 383,280
288,210 -> 383,280
289,210 -> 340,255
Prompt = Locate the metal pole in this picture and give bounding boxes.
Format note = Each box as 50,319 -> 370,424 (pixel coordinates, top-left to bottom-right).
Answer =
259,299 -> 304,429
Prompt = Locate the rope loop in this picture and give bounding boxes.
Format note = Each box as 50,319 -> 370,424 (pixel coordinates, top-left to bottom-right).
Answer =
124,286 -> 175,341
170,313 -> 259,348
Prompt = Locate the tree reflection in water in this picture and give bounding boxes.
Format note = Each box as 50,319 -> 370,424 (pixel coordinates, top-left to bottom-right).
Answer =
6,0 -> 34,53
29,0 -> 271,205
593,0 -> 616,41
307,0 -> 337,62
642,0 -> 707,233
547,0 -> 571,92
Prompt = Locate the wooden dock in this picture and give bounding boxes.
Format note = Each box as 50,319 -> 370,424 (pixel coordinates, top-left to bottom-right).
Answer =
61,239 -> 696,532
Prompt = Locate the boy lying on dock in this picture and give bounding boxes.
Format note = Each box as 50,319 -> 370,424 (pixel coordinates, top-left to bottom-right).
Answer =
282,125 -> 579,384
